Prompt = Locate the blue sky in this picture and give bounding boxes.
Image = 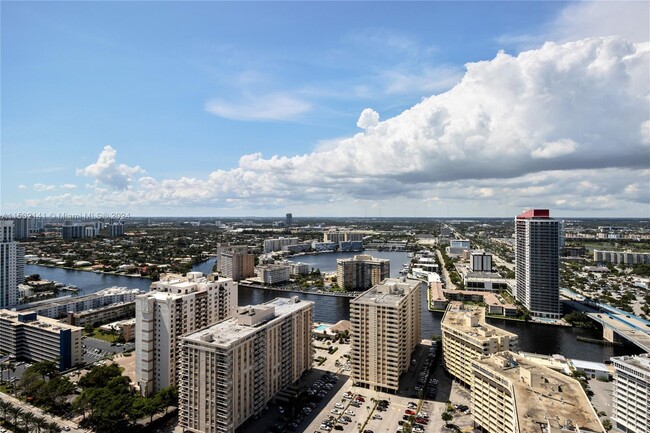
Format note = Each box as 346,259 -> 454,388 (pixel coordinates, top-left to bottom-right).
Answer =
2,1 -> 649,217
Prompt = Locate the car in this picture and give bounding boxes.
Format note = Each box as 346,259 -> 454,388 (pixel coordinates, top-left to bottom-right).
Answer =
320,425 -> 332,431
63,428 -> 71,432
335,403 -> 344,409
350,401 -> 361,407
342,416 -> 352,422
402,415 -> 410,421
355,396 -> 365,402
331,409 -> 342,415
372,414 -> 382,420
334,426 -> 343,431
405,409 -> 415,415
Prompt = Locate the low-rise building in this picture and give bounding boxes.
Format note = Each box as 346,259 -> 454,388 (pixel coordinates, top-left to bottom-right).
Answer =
471,352 -> 604,433
441,302 -> 518,387
612,353 -> 650,433
179,297 -> 313,433
255,264 -> 291,285
0,310 -> 83,370
66,301 -> 135,327
263,237 -> 299,253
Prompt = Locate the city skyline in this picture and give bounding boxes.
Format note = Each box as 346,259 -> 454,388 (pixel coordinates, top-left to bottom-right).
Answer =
2,1 -> 649,218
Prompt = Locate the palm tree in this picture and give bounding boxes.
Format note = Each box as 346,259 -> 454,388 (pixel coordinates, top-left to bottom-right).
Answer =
0,399 -> 12,421
10,406 -> 24,428
33,416 -> 48,433
22,411 -> 36,433
46,422 -> 61,433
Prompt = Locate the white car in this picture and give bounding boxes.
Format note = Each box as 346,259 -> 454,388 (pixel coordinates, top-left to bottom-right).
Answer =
320,425 -> 332,431
331,409 -> 342,415
345,410 -> 355,416
335,403 -> 345,409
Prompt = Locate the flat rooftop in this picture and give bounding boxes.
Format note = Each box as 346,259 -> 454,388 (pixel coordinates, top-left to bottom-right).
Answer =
351,278 -> 421,307
442,302 -> 517,340
474,352 -> 603,433
183,297 -> 313,349
612,353 -> 650,376
0,309 -> 83,332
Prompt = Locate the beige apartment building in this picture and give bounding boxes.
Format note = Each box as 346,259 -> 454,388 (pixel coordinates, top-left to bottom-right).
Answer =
337,254 -> 390,291
441,302 -> 518,387
219,250 -> 255,281
179,297 -> 313,433
350,278 -> 423,393
471,352 -> 604,433
135,272 -> 237,396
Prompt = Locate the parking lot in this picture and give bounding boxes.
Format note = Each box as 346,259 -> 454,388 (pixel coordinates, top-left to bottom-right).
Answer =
235,339 -> 467,433
82,336 -> 134,364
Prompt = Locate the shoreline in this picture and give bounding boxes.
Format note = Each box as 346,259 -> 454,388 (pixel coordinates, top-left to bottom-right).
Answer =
237,282 -> 360,298
27,263 -> 153,279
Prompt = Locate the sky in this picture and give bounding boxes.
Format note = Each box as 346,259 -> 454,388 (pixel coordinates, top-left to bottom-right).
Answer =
1,1 -> 649,218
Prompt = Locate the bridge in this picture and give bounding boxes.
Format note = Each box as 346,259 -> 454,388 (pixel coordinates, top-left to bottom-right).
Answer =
587,312 -> 650,353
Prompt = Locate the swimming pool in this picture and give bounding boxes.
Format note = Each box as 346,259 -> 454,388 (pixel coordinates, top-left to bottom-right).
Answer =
315,324 -> 330,331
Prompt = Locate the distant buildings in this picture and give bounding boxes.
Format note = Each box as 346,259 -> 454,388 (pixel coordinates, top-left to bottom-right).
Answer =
515,209 -> 561,319
612,353 -> 650,433
179,297 -> 313,433
219,247 -> 255,281
323,230 -> 364,243
471,351 -> 604,433
21,286 -> 140,319
255,263 -> 291,285
263,237 -> 299,253
441,302 -> 518,387
594,250 -> 650,265
285,213 -> 293,226
470,251 -> 492,272
337,254 -> 390,291
135,272 -> 237,396
0,310 -> 83,370
0,220 -> 24,308
350,278 -> 423,393
448,239 -> 471,256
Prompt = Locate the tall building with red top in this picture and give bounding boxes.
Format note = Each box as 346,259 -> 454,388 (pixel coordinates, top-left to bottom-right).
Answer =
515,209 -> 561,319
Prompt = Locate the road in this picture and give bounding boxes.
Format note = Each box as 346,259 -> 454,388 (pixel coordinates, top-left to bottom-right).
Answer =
436,250 -> 456,290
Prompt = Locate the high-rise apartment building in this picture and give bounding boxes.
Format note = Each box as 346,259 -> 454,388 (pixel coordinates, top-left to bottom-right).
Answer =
471,352 -> 604,433
219,248 -> 255,281
179,297 -> 313,433
612,353 -> 650,433
337,254 -> 390,291
515,209 -> 561,318
285,213 -> 293,226
350,278 -> 423,393
470,251 -> 493,272
441,302 -> 518,387
0,220 -> 23,308
135,272 -> 237,396
323,230 -> 364,243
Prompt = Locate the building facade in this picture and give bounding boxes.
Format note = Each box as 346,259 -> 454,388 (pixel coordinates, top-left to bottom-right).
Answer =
471,352 -> 604,433
220,250 -> 255,281
594,250 -> 650,265
350,278 -> 423,393
255,264 -> 291,285
337,254 -> 390,291
135,272 -> 237,396
0,220 -> 23,308
441,302 -> 518,387
612,354 -> 650,433
179,297 -> 313,433
0,310 -> 83,370
515,209 -> 561,318
263,237 -> 299,253
470,251 -> 493,272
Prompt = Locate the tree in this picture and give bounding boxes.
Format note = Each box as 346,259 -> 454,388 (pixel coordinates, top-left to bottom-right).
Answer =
30,360 -> 60,380
602,419 -> 612,431
78,363 -> 121,389
21,411 -> 36,433
33,416 -> 48,433
442,411 -> 453,423
0,399 -> 11,421
10,406 -> 24,429
46,421 -> 62,433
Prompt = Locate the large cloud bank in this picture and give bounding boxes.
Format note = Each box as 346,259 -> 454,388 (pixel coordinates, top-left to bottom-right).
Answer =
69,37 -> 649,212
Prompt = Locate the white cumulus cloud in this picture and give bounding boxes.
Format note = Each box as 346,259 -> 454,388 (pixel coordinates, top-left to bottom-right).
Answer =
76,145 -> 144,190
357,108 -> 380,130
205,93 -> 311,121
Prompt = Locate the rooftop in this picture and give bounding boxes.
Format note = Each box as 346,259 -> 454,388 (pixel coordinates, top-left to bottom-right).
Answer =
442,302 -> 518,340
612,353 -> 650,375
338,254 -> 389,264
473,352 -> 603,433
351,278 -> 421,307
517,209 -> 551,219
183,296 -> 313,348
0,309 -> 83,332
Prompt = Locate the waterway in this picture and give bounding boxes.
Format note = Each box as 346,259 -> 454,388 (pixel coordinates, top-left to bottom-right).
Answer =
25,253 -> 644,363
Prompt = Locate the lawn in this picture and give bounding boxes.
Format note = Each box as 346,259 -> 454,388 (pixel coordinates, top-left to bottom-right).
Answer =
90,328 -> 119,343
